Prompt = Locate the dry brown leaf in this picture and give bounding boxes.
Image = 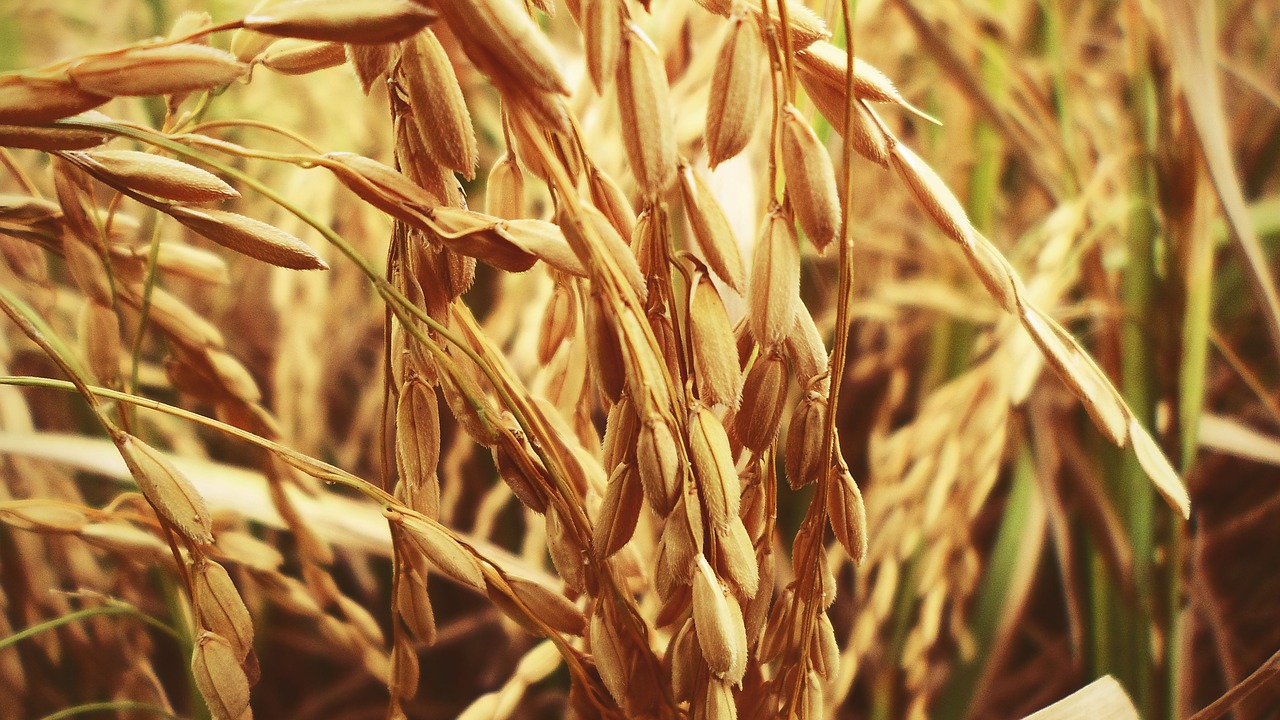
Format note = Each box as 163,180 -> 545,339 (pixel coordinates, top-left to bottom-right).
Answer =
1019,676 -> 1138,720
1127,418 -> 1190,519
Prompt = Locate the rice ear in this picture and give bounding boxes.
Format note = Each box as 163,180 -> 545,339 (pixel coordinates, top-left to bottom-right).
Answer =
115,433 -> 214,545
191,632 -> 251,720
617,25 -> 677,198
679,164 -> 747,293
0,74 -> 107,124
706,14 -> 765,168
0,112 -> 110,149
260,39 -> 348,75
70,149 -> 239,203
69,43 -> 247,97
165,206 -> 329,271
748,207 -> 801,347
243,0 -> 438,43
780,105 -> 841,252
398,29 -> 477,179
584,0 -> 623,92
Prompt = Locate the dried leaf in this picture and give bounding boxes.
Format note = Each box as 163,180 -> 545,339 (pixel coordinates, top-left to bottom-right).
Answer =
1019,305 -> 1127,446
1019,676 -> 1138,720
0,502 -> 88,533
1127,418 -> 1190,519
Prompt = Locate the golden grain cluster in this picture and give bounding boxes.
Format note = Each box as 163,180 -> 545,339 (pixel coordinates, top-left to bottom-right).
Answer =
0,0 -> 1230,718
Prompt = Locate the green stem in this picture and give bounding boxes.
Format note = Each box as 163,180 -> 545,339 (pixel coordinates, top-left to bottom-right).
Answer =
127,216 -> 164,403
1090,548 -> 1114,679
1110,18 -> 1161,712
1040,0 -> 1080,195
0,603 -> 182,653
934,447 -> 1040,718
876,548 -> 922,720
1169,139 -> 1214,720
40,701 -> 183,720
968,0 -> 1005,237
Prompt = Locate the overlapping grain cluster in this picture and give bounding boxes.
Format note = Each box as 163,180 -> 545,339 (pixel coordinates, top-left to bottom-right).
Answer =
0,0 -> 1201,718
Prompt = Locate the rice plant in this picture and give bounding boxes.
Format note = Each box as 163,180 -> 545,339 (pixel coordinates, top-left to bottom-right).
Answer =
0,0 -> 1277,718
